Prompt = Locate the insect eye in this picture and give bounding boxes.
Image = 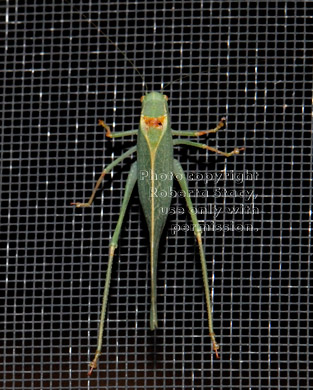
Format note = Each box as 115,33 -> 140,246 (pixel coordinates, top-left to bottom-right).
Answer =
140,96 -> 145,103
163,95 -> 168,101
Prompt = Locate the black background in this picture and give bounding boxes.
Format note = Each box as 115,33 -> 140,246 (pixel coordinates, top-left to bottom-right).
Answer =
1,1 -> 312,389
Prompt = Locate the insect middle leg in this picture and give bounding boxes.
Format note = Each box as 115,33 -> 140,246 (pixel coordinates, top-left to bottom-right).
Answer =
173,139 -> 244,157
71,146 -> 137,207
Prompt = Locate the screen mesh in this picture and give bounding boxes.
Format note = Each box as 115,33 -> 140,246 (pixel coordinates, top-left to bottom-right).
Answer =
1,1 -> 312,389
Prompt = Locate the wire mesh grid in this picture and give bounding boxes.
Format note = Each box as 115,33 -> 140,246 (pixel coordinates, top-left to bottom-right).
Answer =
1,1 -> 312,389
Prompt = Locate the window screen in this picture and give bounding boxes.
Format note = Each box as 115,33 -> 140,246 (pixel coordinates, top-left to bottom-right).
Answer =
1,1 -> 311,389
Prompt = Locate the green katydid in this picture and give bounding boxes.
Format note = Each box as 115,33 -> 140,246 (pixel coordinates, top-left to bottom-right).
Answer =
70,7 -> 244,377
72,92 -> 244,375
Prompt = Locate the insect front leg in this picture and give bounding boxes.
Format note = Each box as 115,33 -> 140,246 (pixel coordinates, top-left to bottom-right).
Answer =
172,159 -> 220,359
171,117 -> 226,137
98,120 -> 138,138
71,146 -> 137,207
88,161 -> 138,376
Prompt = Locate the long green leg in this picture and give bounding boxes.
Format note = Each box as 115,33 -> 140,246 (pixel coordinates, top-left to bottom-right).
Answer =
173,139 -> 244,157
149,242 -> 159,331
71,146 -> 137,207
171,117 -> 225,137
88,161 -> 138,376
99,120 -> 138,138
173,159 -> 220,359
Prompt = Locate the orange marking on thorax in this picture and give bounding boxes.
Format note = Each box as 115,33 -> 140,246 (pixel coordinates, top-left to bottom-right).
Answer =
143,115 -> 166,130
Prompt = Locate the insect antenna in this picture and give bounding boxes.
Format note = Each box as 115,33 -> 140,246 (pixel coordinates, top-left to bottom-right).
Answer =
161,66 -> 229,93
65,1 -> 148,94
162,59 -> 265,92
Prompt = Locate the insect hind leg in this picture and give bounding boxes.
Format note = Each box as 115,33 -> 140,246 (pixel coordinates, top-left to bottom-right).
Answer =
88,161 -> 138,375
172,159 -> 220,359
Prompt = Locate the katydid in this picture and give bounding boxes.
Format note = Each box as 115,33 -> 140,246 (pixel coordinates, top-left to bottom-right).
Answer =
72,91 -> 244,375
68,1 -> 244,376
